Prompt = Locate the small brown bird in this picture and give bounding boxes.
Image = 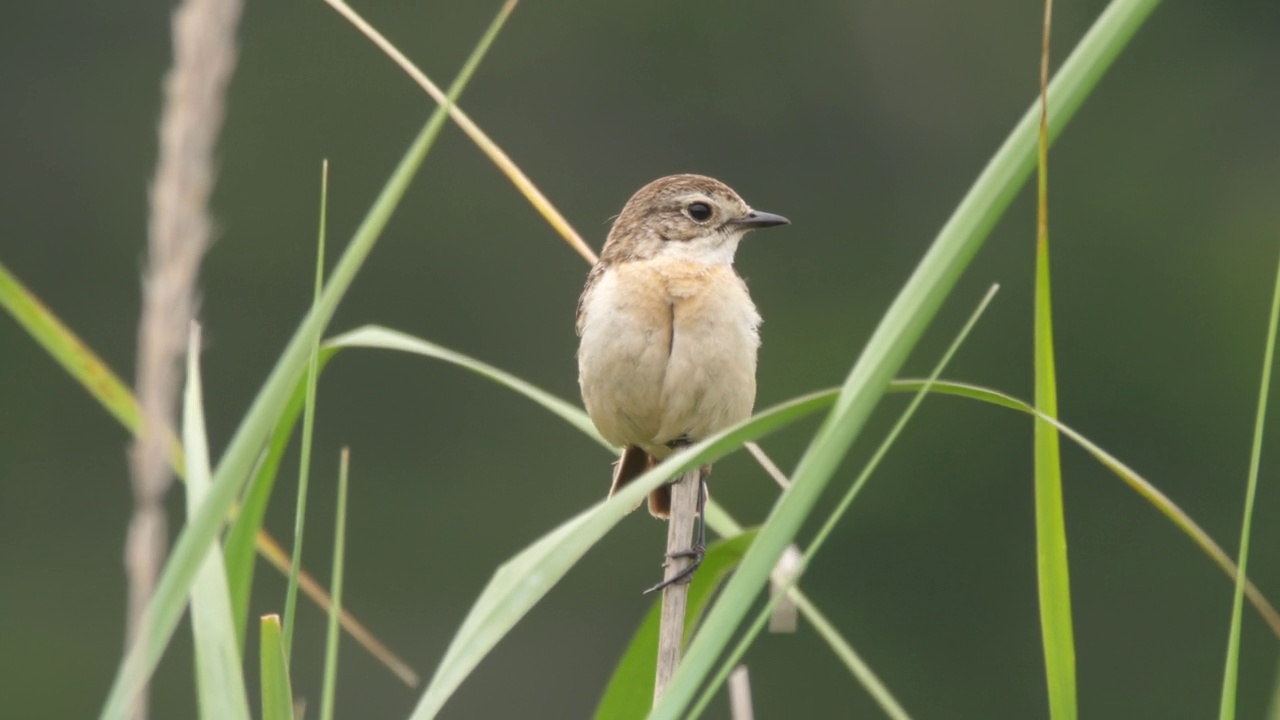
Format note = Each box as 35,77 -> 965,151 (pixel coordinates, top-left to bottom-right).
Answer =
575,174 -> 788,526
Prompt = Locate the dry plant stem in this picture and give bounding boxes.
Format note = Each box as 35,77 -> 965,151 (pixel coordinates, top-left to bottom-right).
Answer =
728,665 -> 754,720
654,469 -> 703,704
254,531 -> 419,686
745,441 -> 790,490
323,0 -> 595,265
125,0 -> 243,716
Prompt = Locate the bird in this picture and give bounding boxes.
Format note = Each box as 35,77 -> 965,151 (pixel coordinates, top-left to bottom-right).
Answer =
575,174 -> 788,585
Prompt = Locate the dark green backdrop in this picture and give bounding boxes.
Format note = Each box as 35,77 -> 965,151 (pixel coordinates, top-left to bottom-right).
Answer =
2,0 -> 1278,717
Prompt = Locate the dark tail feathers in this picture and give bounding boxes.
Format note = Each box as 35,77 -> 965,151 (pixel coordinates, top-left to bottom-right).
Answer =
609,445 -> 708,520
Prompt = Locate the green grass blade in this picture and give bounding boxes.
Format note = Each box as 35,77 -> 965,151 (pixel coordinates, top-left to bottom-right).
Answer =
1033,1 -> 1077,712
223,349 -> 340,650
407,390 -> 834,720
0,260 -> 181,463
284,159 -> 331,660
259,614 -> 295,720
324,325 -> 605,445
688,285 -> 998,720
97,4 -> 514,714
182,325 -> 251,720
1217,250 -> 1280,719
225,451 -> 268,654
890,379 -> 1280,640
652,2 -> 1161,716
1033,158 -> 1076,720
320,449 -> 350,720
594,532 -> 758,720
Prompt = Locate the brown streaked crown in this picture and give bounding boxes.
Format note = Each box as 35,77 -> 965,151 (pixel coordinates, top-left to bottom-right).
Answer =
596,174 -> 754,266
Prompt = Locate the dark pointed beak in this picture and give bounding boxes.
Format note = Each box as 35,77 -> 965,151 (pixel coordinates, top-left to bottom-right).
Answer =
733,209 -> 790,229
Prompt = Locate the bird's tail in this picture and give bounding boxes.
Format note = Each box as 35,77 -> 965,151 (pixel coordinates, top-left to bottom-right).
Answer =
609,445 -> 657,515
609,445 -> 708,520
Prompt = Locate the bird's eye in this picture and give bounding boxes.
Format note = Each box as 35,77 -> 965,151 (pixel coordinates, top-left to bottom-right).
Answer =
686,202 -> 713,222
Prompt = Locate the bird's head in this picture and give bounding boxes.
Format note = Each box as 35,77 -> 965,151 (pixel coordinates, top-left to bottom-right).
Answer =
600,174 -> 789,266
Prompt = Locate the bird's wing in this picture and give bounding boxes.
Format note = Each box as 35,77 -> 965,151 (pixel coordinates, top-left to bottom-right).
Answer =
575,262 -> 607,337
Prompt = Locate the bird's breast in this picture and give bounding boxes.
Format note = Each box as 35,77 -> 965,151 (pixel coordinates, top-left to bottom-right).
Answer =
577,259 -> 760,452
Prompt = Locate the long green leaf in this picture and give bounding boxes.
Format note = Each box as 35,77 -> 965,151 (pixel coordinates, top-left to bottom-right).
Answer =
259,614 -> 295,720
1032,1 -> 1077,713
651,2 -> 1163,715
320,449 -> 350,720
324,325 -> 603,444
285,159 -> 330,660
408,391 -> 835,720
97,4 -> 515,715
0,260 -> 182,466
889,379 -> 1280,639
225,354 -> 359,667
594,532 -> 758,720
1033,161 -> 1076,720
1218,250 -> 1280,719
182,325 -> 251,720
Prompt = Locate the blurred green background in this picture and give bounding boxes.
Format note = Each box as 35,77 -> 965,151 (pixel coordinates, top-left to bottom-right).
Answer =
3,0 -> 1279,717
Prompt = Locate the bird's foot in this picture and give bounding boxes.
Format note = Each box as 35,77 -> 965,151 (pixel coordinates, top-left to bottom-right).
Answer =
642,544 -> 706,594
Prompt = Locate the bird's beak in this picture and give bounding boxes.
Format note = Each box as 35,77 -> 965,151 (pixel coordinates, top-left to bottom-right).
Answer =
732,209 -> 790,229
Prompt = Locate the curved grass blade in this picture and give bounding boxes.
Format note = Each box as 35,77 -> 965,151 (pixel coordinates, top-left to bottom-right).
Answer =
890,379 -> 1280,639
323,325 -> 604,444
259,614 -> 295,720
407,391 -> 835,720
1217,250 -> 1280,719
182,325 -> 251,720
652,1 -> 1166,715
98,4 -> 515,714
594,532 -> 758,720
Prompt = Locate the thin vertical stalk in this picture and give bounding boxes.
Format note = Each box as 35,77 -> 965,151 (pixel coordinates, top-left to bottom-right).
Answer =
284,160 -> 330,659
